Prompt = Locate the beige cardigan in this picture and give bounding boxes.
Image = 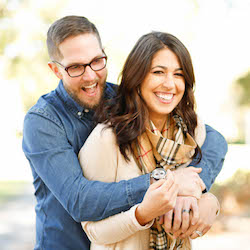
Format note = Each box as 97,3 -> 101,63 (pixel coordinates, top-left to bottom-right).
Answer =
78,124 -> 154,250
78,119 -> 206,250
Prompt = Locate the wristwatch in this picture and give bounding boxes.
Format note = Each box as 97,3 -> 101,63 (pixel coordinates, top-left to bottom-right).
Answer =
150,167 -> 167,181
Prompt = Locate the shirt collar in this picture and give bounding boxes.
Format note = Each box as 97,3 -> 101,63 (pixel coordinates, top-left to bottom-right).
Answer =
56,80 -> 91,116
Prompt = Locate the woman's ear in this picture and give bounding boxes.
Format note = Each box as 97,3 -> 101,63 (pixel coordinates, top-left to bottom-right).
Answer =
48,62 -> 63,79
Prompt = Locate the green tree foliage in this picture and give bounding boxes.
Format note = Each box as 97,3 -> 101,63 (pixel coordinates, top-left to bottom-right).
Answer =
0,0 -> 67,112
211,170 -> 250,206
0,2 -> 17,56
236,71 -> 250,106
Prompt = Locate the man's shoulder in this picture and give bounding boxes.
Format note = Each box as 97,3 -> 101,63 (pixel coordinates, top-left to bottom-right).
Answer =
24,88 -> 64,125
28,86 -> 63,112
204,124 -> 228,155
105,82 -> 118,99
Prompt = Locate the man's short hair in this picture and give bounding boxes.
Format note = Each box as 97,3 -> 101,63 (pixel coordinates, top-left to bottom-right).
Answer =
47,15 -> 102,61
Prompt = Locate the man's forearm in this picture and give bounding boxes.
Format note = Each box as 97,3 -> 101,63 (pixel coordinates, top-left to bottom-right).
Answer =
23,112 -> 150,222
190,125 -> 228,191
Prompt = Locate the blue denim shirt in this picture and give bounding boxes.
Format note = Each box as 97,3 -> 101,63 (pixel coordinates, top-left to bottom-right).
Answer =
22,80 -> 227,250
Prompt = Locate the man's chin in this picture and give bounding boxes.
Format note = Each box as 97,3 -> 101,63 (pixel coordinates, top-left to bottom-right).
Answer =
83,101 -> 99,110
77,97 -> 101,110
66,83 -> 106,110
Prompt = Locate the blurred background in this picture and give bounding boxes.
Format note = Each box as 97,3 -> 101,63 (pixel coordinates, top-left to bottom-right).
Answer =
0,0 -> 249,249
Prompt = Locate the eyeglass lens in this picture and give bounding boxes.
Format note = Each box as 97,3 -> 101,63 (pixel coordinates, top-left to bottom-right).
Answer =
67,57 -> 106,77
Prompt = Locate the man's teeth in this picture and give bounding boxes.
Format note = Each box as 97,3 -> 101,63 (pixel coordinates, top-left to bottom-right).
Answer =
156,93 -> 173,100
84,83 -> 97,89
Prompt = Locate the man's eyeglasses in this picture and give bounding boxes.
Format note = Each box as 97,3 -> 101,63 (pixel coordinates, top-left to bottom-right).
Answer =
52,56 -> 107,78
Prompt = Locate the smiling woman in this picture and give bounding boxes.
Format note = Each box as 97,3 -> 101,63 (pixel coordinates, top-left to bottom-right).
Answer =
78,31 -> 221,250
140,48 -> 185,131
96,32 -> 199,161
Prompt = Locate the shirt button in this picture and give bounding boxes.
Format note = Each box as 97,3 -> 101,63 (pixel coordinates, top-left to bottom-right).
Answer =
77,111 -> 82,116
84,109 -> 89,113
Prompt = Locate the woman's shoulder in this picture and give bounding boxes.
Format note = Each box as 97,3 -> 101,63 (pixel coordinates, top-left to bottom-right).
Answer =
78,123 -> 118,158
82,123 -> 117,152
90,123 -> 116,141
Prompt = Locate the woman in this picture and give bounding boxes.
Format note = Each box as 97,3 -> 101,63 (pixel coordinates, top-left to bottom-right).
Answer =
78,32 -> 220,249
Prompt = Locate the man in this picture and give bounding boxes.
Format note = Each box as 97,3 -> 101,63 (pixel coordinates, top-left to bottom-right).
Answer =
22,16 -> 227,249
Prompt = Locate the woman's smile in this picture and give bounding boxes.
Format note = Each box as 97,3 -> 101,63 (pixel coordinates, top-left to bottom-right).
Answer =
140,47 -> 185,127
155,92 -> 174,103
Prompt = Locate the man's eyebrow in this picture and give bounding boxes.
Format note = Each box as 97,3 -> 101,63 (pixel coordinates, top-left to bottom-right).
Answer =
66,54 -> 104,67
66,62 -> 82,67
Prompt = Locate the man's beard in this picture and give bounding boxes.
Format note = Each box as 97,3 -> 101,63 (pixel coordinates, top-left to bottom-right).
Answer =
66,82 -> 106,110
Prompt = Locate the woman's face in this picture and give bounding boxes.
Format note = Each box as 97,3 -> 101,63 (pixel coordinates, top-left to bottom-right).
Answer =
140,48 -> 185,124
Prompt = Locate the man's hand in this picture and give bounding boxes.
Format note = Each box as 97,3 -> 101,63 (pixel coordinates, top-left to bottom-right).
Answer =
135,170 -> 178,226
173,167 -> 206,198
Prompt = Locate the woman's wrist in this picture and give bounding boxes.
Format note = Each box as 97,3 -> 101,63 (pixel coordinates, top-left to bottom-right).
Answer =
135,204 -> 151,226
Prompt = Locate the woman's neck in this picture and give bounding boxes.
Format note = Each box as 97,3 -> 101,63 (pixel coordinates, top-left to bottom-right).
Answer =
150,115 -> 168,132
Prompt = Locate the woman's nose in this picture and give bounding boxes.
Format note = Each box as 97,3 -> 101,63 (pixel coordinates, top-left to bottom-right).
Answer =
163,74 -> 175,89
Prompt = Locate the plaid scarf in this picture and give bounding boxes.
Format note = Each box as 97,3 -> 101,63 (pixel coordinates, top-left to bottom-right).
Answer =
132,115 -> 197,250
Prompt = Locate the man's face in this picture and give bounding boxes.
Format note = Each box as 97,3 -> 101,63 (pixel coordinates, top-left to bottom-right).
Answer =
57,34 -> 107,109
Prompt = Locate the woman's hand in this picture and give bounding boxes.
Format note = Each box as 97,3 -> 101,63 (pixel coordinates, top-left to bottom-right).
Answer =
161,196 -> 199,239
135,170 -> 178,226
178,192 -> 219,239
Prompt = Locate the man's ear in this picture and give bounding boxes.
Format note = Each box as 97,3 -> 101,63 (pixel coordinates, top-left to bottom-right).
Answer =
48,62 -> 63,79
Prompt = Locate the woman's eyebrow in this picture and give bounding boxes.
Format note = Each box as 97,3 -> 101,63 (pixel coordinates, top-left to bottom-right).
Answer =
151,66 -> 183,71
151,65 -> 167,70
175,67 -> 183,71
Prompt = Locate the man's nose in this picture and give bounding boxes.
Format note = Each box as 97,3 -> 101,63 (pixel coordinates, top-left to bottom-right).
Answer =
82,65 -> 96,81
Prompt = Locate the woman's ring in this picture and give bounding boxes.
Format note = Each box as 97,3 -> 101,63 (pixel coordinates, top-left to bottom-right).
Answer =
195,230 -> 203,237
182,209 -> 191,213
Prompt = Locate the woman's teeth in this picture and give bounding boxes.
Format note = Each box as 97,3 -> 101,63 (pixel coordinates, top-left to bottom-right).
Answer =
156,93 -> 173,100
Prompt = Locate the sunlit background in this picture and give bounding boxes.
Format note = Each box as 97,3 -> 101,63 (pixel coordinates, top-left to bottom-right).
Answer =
0,0 -> 249,249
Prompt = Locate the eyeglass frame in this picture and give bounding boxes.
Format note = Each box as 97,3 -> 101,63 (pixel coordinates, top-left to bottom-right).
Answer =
52,55 -> 108,78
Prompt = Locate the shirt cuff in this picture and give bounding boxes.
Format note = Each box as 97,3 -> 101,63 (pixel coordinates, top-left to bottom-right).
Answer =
126,174 -> 150,206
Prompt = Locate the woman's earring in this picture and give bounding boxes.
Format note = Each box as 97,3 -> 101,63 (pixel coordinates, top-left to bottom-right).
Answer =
187,101 -> 190,106
137,88 -> 141,95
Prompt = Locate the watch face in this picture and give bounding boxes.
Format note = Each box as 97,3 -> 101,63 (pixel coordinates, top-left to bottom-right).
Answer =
152,168 -> 166,180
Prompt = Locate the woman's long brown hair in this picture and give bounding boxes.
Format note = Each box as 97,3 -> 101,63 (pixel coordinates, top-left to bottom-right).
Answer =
96,32 -> 201,162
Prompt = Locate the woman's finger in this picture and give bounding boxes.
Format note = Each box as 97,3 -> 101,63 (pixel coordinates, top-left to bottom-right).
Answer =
164,210 -> 174,232
181,207 -> 191,233
190,226 -> 205,239
172,206 -> 182,233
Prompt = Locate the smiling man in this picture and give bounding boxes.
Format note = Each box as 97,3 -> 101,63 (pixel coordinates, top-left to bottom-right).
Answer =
49,33 -> 107,109
22,16 -> 228,250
